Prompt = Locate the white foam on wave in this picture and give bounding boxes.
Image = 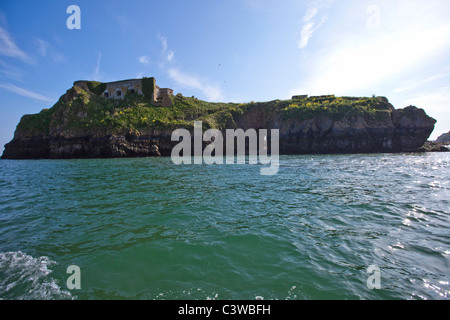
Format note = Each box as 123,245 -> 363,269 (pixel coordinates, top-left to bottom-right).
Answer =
0,251 -> 73,300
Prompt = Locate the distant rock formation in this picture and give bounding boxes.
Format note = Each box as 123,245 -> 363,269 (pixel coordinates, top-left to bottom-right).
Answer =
436,131 -> 450,143
417,141 -> 450,152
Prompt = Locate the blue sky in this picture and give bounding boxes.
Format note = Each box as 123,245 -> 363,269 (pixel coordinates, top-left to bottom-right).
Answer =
1,0 -> 449,151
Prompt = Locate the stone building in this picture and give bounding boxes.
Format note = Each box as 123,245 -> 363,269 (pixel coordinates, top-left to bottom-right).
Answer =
102,79 -> 143,100
292,95 -> 308,100
156,88 -> 174,107
74,77 -> 174,106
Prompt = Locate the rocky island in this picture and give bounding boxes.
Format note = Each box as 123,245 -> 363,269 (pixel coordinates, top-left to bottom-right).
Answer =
436,131 -> 450,143
1,77 -> 438,159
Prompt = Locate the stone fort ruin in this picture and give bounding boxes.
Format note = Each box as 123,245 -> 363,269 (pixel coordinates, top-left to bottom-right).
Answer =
74,77 -> 174,107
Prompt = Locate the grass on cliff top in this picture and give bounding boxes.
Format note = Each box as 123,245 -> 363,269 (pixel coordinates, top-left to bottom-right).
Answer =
277,95 -> 392,121
20,87 -> 393,136
95,94 -> 241,132
48,87 -> 242,133
16,108 -> 54,136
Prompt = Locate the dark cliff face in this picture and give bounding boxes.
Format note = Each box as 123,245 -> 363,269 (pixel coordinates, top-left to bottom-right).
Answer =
230,103 -> 436,155
2,130 -> 170,159
1,88 -> 437,159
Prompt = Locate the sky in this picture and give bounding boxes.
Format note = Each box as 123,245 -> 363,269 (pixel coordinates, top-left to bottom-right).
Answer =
0,0 -> 449,151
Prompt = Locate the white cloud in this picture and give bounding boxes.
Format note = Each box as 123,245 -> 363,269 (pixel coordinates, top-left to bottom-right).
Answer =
299,7 -> 319,49
158,34 -> 222,101
0,59 -> 23,81
0,25 -> 32,63
157,34 -> 175,62
298,0 -> 333,49
158,34 -> 168,52
91,52 -> 102,80
292,22 -> 450,96
392,72 -> 450,93
167,50 -> 175,62
0,83 -> 53,102
36,39 -> 48,57
298,22 -> 315,49
168,68 -> 224,101
139,55 -> 150,65
51,52 -> 66,64
35,38 -> 65,63
298,15 -> 327,49
303,7 -> 318,22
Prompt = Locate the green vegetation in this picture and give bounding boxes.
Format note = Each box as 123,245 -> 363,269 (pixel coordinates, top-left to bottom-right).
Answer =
141,77 -> 155,100
17,108 -> 55,136
278,96 -> 392,121
95,94 -> 240,132
86,81 -> 107,96
17,86 -> 396,137
40,86 -> 241,134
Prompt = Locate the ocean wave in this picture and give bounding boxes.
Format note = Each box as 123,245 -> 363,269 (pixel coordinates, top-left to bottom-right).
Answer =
0,251 -> 73,300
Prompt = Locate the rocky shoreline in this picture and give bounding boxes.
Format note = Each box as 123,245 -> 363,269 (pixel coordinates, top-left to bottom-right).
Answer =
416,141 -> 450,153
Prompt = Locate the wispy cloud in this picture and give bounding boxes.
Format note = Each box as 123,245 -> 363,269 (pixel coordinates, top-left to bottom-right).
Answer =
114,13 -> 134,34
158,34 -> 222,101
393,72 -> 450,93
168,68 -> 224,101
0,25 -> 32,63
304,7 -> 318,22
157,34 -> 175,62
0,59 -> 24,81
36,39 -> 48,57
0,83 -> 53,102
35,38 -> 65,64
158,34 -> 168,52
138,55 -> 150,65
167,50 -> 175,62
91,52 -> 102,80
298,0 -> 333,49
298,15 -> 327,49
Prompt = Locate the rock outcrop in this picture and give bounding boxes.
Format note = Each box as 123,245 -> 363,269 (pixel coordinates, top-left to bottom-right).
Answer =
229,102 -> 436,155
1,84 -> 437,159
436,131 -> 450,143
417,141 -> 450,152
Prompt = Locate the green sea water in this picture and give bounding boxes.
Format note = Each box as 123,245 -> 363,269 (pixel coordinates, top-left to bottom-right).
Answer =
0,153 -> 449,300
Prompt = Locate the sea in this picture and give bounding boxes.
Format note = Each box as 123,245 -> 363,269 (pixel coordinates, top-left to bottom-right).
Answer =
0,153 -> 449,300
